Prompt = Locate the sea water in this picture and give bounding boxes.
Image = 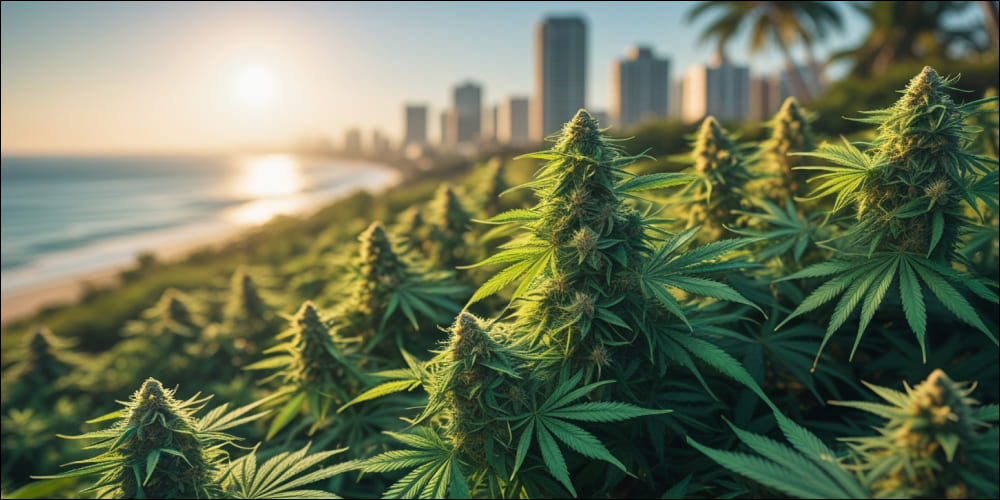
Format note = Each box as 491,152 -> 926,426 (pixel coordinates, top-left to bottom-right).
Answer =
0,154 -> 399,295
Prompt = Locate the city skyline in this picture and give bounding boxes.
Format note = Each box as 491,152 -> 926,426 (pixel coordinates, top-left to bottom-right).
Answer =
2,2 -> 981,155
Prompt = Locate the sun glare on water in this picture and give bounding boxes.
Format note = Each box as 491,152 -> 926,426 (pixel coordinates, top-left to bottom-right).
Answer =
229,154 -> 305,225
234,65 -> 276,107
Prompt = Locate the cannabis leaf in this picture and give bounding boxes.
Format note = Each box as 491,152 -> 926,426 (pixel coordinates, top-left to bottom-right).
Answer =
688,413 -> 869,499
220,443 -> 357,499
775,252 -> 998,366
505,370 -> 670,497
360,426 -> 469,499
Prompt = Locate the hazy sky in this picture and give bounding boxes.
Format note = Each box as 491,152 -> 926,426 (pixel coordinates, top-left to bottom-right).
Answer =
0,1 -> 984,155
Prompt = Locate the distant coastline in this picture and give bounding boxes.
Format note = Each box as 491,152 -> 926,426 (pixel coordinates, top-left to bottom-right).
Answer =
0,154 -> 401,326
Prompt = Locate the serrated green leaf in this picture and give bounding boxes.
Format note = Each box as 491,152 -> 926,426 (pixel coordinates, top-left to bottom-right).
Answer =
266,392 -> 306,440
536,421 -> 576,497
542,416 -> 627,473
616,172 -> 697,193
898,258 -> 928,361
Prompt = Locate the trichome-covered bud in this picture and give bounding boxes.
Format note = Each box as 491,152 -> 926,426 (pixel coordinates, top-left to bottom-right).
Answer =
116,378 -> 215,498
836,369 -> 992,499
224,266 -> 266,325
436,312 -> 524,467
554,109 -> 605,157
428,184 -> 473,269
760,97 -> 816,201
355,221 -> 406,317
685,116 -> 754,240
159,288 -> 196,330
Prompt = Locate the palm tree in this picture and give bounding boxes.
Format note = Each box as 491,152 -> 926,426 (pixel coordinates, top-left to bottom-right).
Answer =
687,1 -> 843,102
830,2 -> 986,77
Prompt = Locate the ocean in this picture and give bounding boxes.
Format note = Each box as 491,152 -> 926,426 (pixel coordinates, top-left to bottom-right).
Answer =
0,154 -> 400,295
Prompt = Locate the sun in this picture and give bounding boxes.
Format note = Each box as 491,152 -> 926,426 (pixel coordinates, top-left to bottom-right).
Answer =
234,66 -> 276,107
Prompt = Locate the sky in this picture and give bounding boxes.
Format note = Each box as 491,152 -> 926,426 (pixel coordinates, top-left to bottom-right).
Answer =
0,1 -> 986,155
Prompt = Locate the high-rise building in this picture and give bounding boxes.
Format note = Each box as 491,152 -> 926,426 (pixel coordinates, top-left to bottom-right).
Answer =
748,65 -> 825,122
371,129 -> 391,155
440,110 -> 450,147
667,77 -> 684,120
749,74 -> 782,122
681,53 -> 749,124
453,81 -> 482,145
344,128 -> 362,155
404,104 -> 428,146
496,96 -> 530,146
533,16 -> 587,141
482,104 -> 498,144
610,45 -> 670,129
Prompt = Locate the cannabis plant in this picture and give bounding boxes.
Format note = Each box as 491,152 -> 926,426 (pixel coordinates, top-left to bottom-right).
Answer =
672,116 -> 757,242
201,267 -> 279,370
1,326 -> 78,406
778,66 -> 999,364
758,97 -> 818,203
426,184 -> 474,270
359,312 -> 670,498
246,301 -> 368,439
384,109 -> 776,496
835,369 -> 998,499
35,377 -> 355,499
470,110 -> 766,397
690,369 -> 998,499
333,221 -> 465,354
35,378 -> 251,498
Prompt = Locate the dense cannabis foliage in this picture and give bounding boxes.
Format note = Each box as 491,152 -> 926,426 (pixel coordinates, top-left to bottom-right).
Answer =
8,66 -> 998,500
334,221 -> 464,354
691,369 -> 998,499
779,66 -> 999,363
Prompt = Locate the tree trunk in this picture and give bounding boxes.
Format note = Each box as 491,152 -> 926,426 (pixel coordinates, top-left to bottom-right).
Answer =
982,1 -> 999,51
775,37 -> 814,103
766,9 -> 814,102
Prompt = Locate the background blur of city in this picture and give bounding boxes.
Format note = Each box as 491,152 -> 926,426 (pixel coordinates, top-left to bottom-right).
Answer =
3,2 -> 996,163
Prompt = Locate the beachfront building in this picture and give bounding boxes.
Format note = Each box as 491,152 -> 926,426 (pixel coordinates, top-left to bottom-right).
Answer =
452,81 -> 482,146
344,128 -> 362,155
404,104 -> 428,146
681,52 -> 750,124
496,96 -> 530,146
609,45 -> 670,129
482,104 -> 498,144
533,16 -> 587,141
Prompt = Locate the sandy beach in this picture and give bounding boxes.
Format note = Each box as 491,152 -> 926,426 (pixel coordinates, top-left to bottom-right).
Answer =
0,229 -> 239,328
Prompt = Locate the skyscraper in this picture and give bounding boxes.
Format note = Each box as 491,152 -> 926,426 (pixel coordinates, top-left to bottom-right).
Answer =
533,16 -> 587,141
453,81 -> 482,145
496,96 -> 530,146
610,45 -> 670,129
344,128 -> 362,155
404,104 -> 428,146
681,53 -> 750,124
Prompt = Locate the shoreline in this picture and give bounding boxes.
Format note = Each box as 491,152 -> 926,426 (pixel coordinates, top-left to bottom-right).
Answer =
0,159 -> 403,329
0,230 -> 237,328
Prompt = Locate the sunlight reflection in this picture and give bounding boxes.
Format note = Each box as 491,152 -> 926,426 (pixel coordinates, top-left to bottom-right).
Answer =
229,154 -> 306,225
238,154 -> 303,198
229,197 -> 304,225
